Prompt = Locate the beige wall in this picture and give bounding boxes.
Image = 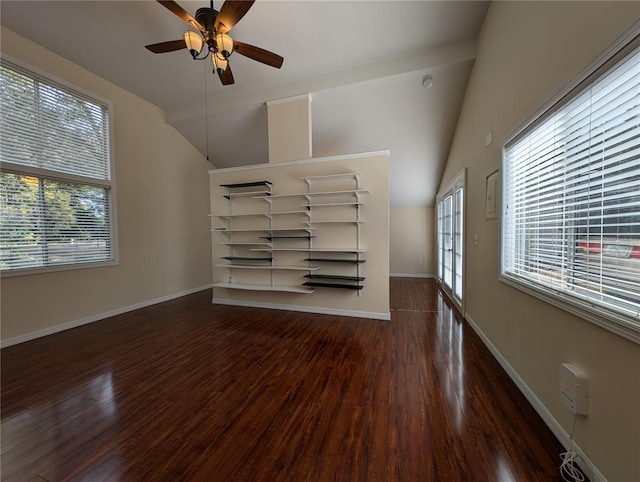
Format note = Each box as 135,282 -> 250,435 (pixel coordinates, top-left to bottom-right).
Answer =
210,152 -> 389,319
389,207 -> 435,277
267,95 -> 312,163
1,28 -> 213,345
439,3 -> 640,481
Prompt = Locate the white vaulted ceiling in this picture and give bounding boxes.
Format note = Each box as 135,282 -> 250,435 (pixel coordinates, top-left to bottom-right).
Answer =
0,1 -> 489,207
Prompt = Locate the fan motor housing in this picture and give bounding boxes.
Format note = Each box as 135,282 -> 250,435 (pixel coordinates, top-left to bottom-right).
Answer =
195,7 -> 218,32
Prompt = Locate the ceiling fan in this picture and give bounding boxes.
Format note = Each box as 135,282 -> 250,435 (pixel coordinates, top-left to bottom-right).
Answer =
145,0 -> 284,85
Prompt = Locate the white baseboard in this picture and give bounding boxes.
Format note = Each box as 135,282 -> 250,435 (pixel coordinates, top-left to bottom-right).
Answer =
1,284 -> 213,348
389,273 -> 436,279
212,298 -> 391,321
464,313 -> 607,482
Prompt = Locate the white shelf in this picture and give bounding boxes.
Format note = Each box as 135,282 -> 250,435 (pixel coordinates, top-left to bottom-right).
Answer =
304,202 -> 365,208
220,242 -> 272,246
222,190 -> 271,199
213,282 -> 314,294
259,193 -> 308,200
215,264 -> 320,270
301,173 -> 359,181
305,189 -> 369,197
213,212 -> 268,219
269,227 -> 315,232
258,189 -> 368,200
270,210 -> 310,216
213,227 -> 315,233
212,228 -> 269,233
307,220 -> 364,224
213,210 -> 308,218
251,248 -> 367,253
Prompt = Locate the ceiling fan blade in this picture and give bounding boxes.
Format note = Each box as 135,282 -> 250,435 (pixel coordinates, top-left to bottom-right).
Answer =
218,64 -> 235,85
234,41 -> 283,69
215,0 -> 255,34
157,0 -> 204,31
145,39 -> 187,53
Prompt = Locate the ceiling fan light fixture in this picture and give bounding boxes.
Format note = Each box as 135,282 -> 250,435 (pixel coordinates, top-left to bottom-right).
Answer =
215,33 -> 234,59
146,0 -> 283,86
212,53 -> 228,74
184,31 -> 204,59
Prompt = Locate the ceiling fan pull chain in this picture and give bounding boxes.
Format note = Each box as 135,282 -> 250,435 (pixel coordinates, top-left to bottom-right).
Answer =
204,61 -> 210,162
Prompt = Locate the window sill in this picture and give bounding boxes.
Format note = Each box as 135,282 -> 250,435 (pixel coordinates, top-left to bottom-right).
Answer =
498,274 -> 640,345
1,259 -> 118,278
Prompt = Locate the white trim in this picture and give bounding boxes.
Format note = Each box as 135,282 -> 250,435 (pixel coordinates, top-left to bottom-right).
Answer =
0,53 -> 113,109
212,298 -> 391,321
503,18 -> 640,147
464,313 -> 608,482
208,150 -> 391,175
499,275 -> 640,345
266,93 -> 312,106
389,273 -> 436,279
0,284 -> 213,348
1,258 -> 119,278
436,167 -> 466,204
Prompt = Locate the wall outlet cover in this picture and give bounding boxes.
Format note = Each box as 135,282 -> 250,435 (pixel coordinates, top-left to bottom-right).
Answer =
559,363 -> 588,415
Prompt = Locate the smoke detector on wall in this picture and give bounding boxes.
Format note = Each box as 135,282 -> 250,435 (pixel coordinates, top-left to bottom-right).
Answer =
422,75 -> 434,88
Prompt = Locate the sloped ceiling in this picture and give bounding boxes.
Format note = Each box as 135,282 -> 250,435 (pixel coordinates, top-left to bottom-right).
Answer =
0,1 -> 489,207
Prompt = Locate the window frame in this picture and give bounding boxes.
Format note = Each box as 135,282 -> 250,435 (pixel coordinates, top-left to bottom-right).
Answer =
0,55 -> 118,277
499,26 -> 640,344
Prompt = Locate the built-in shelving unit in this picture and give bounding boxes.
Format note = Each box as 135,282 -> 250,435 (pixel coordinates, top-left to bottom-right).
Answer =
298,173 -> 367,291
212,173 -> 368,294
212,181 -> 316,293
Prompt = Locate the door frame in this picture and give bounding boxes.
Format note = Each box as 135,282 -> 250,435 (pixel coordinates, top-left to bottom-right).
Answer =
436,169 -> 466,311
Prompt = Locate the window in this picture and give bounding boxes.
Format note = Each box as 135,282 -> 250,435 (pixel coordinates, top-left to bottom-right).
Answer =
0,60 -> 115,274
501,36 -> 640,340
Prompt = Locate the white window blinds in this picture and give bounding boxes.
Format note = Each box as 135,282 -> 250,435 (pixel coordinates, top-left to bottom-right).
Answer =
0,60 -> 114,272
502,41 -> 640,330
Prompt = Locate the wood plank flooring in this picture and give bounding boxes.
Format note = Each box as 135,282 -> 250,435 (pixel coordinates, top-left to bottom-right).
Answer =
1,278 -> 567,481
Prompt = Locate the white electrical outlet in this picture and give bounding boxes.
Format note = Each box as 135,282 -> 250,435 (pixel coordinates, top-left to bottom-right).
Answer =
559,363 -> 588,415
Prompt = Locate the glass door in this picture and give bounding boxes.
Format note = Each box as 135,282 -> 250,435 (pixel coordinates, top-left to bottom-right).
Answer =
437,171 -> 465,309
442,195 -> 453,290
453,187 -> 463,304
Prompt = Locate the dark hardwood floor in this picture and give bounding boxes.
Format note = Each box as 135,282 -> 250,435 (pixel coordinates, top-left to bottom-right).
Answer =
1,278 -> 566,481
